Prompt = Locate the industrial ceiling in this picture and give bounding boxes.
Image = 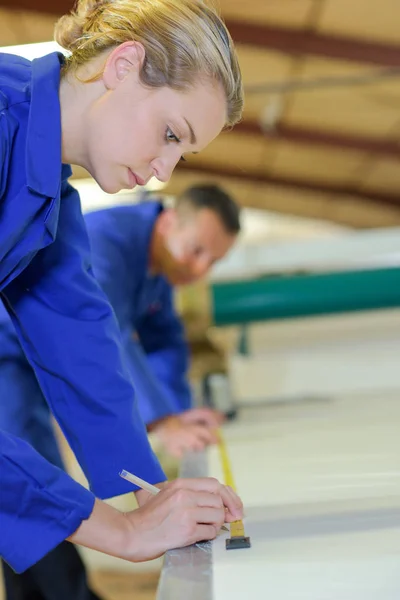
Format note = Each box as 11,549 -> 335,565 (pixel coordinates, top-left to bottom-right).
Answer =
1,0 -> 400,228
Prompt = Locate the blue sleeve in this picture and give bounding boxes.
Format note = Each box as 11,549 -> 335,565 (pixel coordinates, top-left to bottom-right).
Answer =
0,429 -> 95,574
84,214 -> 135,346
1,182 -> 165,499
122,333 -> 178,425
87,225 -> 178,425
138,287 -> 192,414
0,111 -> 14,201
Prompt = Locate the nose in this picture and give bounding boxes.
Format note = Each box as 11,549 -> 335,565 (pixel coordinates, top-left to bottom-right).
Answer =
151,151 -> 182,183
192,256 -> 211,278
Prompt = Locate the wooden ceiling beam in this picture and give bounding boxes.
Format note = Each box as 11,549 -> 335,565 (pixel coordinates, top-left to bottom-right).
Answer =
234,121 -> 400,158
225,20 -> 400,67
2,0 -> 400,67
176,161 -> 400,209
165,170 -> 400,229
0,0 -> 68,13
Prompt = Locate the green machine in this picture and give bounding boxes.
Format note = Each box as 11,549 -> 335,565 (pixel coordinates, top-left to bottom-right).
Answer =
211,266 -> 400,326
187,266 -> 400,417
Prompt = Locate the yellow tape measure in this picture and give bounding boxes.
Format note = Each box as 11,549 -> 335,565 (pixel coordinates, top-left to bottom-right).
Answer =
217,430 -> 251,550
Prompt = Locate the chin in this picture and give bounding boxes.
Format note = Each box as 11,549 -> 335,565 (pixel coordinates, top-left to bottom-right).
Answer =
97,180 -> 122,194
89,167 -> 122,194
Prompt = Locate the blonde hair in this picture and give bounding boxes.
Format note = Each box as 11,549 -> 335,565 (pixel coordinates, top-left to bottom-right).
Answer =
54,0 -> 243,126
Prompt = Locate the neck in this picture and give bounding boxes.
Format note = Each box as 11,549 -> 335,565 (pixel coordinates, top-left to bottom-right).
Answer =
59,58 -> 106,167
59,75 -> 88,166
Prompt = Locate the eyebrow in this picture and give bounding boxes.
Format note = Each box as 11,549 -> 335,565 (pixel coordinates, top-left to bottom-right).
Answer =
184,118 -> 197,145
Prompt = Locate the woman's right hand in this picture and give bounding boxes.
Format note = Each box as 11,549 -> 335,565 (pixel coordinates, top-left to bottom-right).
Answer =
69,478 -> 243,564
123,477 -> 243,561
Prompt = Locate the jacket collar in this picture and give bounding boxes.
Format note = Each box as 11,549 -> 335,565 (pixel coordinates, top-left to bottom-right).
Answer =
26,52 -> 64,198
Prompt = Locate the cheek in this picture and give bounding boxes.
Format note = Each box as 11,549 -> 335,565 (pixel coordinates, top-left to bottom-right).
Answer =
123,106 -> 160,162
95,100 -> 150,164
108,109 -> 138,158
89,103 -> 128,165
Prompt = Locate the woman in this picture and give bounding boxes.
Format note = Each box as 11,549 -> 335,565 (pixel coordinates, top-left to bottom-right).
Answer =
0,0 -> 243,575
1,429 -> 233,572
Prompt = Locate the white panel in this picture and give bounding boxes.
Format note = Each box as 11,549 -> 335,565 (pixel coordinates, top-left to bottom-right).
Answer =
0,40 -> 65,58
229,310 -> 400,401
209,395 -> 400,599
211,226 -> 400,280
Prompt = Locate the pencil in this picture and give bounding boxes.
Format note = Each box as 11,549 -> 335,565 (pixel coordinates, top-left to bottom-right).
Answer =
119,468 -> 229,532
119,469 -> 161,495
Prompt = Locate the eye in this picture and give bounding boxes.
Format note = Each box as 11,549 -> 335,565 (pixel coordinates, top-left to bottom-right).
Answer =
165,126 -> 181,143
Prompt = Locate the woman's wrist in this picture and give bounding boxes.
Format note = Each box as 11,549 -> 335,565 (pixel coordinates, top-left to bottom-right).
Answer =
68,498 -> 136,562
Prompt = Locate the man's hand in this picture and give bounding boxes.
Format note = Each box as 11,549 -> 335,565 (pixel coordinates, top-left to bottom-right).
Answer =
179,407 -> 225,428
151,415 -> 219,458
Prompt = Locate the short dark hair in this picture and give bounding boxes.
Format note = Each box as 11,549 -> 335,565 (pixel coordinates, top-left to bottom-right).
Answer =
177,184 -> 241,235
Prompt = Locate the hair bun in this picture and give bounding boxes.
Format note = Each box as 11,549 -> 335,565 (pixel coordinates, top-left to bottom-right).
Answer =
54,0 -> 105,51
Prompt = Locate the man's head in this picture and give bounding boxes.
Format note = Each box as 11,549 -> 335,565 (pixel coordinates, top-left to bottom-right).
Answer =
152,184 -> 240,285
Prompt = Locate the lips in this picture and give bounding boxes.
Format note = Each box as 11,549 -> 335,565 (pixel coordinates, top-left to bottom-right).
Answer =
128,169 -> 147,187
127,169 -> 137,188
135,174 -> 147,186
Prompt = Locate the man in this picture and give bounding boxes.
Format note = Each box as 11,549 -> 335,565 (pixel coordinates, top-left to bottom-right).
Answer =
0,183 -> 240,599
84,184 -> 240,455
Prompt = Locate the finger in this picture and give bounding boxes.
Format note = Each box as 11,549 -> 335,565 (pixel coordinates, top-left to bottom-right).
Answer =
191,438 -> 207,452
192,408 -> 224,428
168,487 -> 223,511
189,425 -> 217,445
194,490 -> 224,509
165,430 -> 204,455
223,488 -> 244,521
205,409 -> 226,426
181,408 -> 216,428
134,488 -> 153,507
177,428 -> 213,451
193,506 -> 225,528
224,485 -> 244,513
179,431 -> 207,452
171,477 -> 221,495
166,479 -> 243,519
181,438 -> 206,453
220,486 -> 243,521
189,524 -> 219,545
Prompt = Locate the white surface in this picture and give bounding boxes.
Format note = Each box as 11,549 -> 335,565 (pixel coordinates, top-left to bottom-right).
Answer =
0,41 -> 65,58
229,309 -> 400,402
209,394 -> 400,599
211,226 -> 400,281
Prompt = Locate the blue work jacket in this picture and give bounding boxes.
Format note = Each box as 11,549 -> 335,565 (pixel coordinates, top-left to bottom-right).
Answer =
0,52 -> 164,569
85,202 -> 192,425
0,430 -> 94,573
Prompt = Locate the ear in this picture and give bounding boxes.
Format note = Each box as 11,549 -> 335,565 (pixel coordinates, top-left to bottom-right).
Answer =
158,208 -> 178,234
102,41 -> 145,90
